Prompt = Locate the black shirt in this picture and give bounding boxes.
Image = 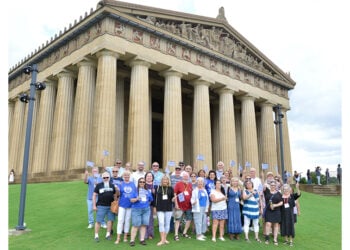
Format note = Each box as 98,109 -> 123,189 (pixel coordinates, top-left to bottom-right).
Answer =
94,182 -> 116,206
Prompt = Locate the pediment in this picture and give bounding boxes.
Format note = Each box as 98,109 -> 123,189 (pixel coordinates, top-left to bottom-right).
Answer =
100,0 -> 295,89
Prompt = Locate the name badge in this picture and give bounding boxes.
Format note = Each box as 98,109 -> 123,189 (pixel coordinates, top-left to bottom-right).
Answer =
140,195 -> 147,202
201,192 -> 206,197
162,194 -> 168,200
235,198 -> 239,202
178,193 -> 185,202
184,191 -> 189,196
284,203 -> 290,208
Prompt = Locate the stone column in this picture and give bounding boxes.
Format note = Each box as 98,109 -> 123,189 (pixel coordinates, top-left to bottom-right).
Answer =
127,59 -> 151,168
91,50 -> 118,167
160,70 -> 183,171
8,98 -> 25,174
192,79 -> 212,171
48,71 -> 76,172
115,73 -> 126,161
235,107 -> 243,174
260,102 -> 278,174
32,81 -> 57,174
8,101 -> 15,158
69,60 -> 96,170
218,88 -> 237,170
240,95 -> 259,175
281,109 -> 293,175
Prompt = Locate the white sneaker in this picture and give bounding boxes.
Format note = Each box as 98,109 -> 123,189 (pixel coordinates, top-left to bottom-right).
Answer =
201,235 -> 207,238
197,236 -> 205,241
212,238 -> 216,242
87,224 -> 94,229
101,224 -> 107,229
219,237 -> 226,241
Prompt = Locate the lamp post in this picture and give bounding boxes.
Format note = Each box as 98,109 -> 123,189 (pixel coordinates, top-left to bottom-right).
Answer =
274,104 -> 285,184
16,64 -> 45,230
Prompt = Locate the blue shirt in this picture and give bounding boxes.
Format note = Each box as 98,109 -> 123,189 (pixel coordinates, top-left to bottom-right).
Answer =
87,175 -> 103,200
130,188 -> 153,209
198,190 -> 208,207
205,179 -> 215,195
118,181 -> 137,208
151,171 -> 164,186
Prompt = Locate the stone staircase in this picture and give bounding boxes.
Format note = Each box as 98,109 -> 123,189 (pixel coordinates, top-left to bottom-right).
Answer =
298,184 -> 341,196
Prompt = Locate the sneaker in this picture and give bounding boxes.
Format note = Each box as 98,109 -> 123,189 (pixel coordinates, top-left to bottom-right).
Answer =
200,235 -> 207,238
219,237 -> 225,241
101,224 -> 107,229
105,235 -> 111,240
94,237 -> 99,243
212,238 -> 216,242
197,236 -> 205,241
87,224 -> 94,229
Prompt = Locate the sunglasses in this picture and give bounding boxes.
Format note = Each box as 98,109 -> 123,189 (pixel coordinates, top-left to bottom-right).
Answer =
103,177 -> 109,179
112,171 -> 118,173
139,181 -> 145,183
116,162 -> 122,164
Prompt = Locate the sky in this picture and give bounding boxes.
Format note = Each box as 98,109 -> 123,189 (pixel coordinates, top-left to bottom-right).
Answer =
5,0 -> 348,179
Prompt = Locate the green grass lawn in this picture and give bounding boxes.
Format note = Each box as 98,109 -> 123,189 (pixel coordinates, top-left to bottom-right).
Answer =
8,181 -> 341,249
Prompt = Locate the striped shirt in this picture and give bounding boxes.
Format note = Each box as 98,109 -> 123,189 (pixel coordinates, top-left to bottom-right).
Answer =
242,189 -> 260,219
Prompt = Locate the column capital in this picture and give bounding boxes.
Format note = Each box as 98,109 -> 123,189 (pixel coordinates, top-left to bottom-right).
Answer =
57,70 -> 77,79
159,69 -> 183,78
96,49 -> 120,59
214,87 -> 236,95
259,100 -> 276,108
126,58 -> 151,68
237,94 -> 257,102
190,79 -> 213,87
77,59 -> 97,68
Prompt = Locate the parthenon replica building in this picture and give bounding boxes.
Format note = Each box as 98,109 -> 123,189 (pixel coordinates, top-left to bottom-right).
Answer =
8,0 -> 295,182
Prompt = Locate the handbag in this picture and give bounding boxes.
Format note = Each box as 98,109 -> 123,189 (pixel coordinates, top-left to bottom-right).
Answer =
110,200 -> 119,214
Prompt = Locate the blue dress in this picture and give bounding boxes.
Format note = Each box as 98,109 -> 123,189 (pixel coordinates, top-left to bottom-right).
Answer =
227,188 -> 243,234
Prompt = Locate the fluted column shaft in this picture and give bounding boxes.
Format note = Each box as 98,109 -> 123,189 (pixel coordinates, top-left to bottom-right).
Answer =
260,102 -> 278,173
9,99 -> 25,174
161,70 -> 184,171
91,50 -> 118,167
240,95 -> 259,175
49,72 -> 75,172
192,80 -> 212,171
32,81 -> 57,174
127,59 -> 151,167
281,109 -> 292,174
211,102 -> 220,167
69,60 -> 96,170
8,101 -> 15,160
218,89 -> 237,170
115,74 -> 125,160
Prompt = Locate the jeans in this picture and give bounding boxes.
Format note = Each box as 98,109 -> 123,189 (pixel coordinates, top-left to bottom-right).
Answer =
157,211 -> 173,233
117,207 -> 131,234
193,207 -> 207,235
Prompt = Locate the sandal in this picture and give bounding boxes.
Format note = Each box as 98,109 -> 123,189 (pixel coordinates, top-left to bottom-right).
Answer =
182,233 -> 191,238
273,240 -> 278,246
130,241 -> 135,247
255,238 -> 262,243
289,242 -> 293,246
174,235 -> 180,241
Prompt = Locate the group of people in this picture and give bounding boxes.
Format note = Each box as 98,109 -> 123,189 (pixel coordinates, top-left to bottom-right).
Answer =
85,160 -> 301,247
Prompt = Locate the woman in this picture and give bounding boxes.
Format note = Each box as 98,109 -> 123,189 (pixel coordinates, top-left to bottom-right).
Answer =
190,172 -> 198,189
205,170 -> 217,196
115,170 -> 136,244
154,176 -> 175,246
210,180 -> 228,242
191,177 -> 209,241
242,180 -> 262,242
129,178 -> 153,246
144,172 -> 156,240
227,177 -> 242,240
281,184 -> 296,246
197,169 -> 207,184
263,180 -> 283,245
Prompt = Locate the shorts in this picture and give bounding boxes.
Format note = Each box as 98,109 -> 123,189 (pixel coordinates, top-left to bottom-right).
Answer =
212,209 -> 228,220
131,207 -> 150,227
174,209 -> 193,221
96,205 -> 115,223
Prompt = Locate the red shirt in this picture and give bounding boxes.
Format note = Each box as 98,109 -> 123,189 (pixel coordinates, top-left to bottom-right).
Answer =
174,181 -> 192,210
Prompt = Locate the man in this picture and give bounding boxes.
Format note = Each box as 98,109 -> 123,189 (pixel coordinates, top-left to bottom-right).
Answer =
111,166 -> 123,188
174,172 -> 193,240
92,172 -> 118,242
119,161 -> 132,177
151,161 -> 164,186
131,161 -> 147,187
170,165 -> 183,187
171,161 -> 185,175
337,164 -> 342,185
84,166 -> 106,229
216,161 -> 225,180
